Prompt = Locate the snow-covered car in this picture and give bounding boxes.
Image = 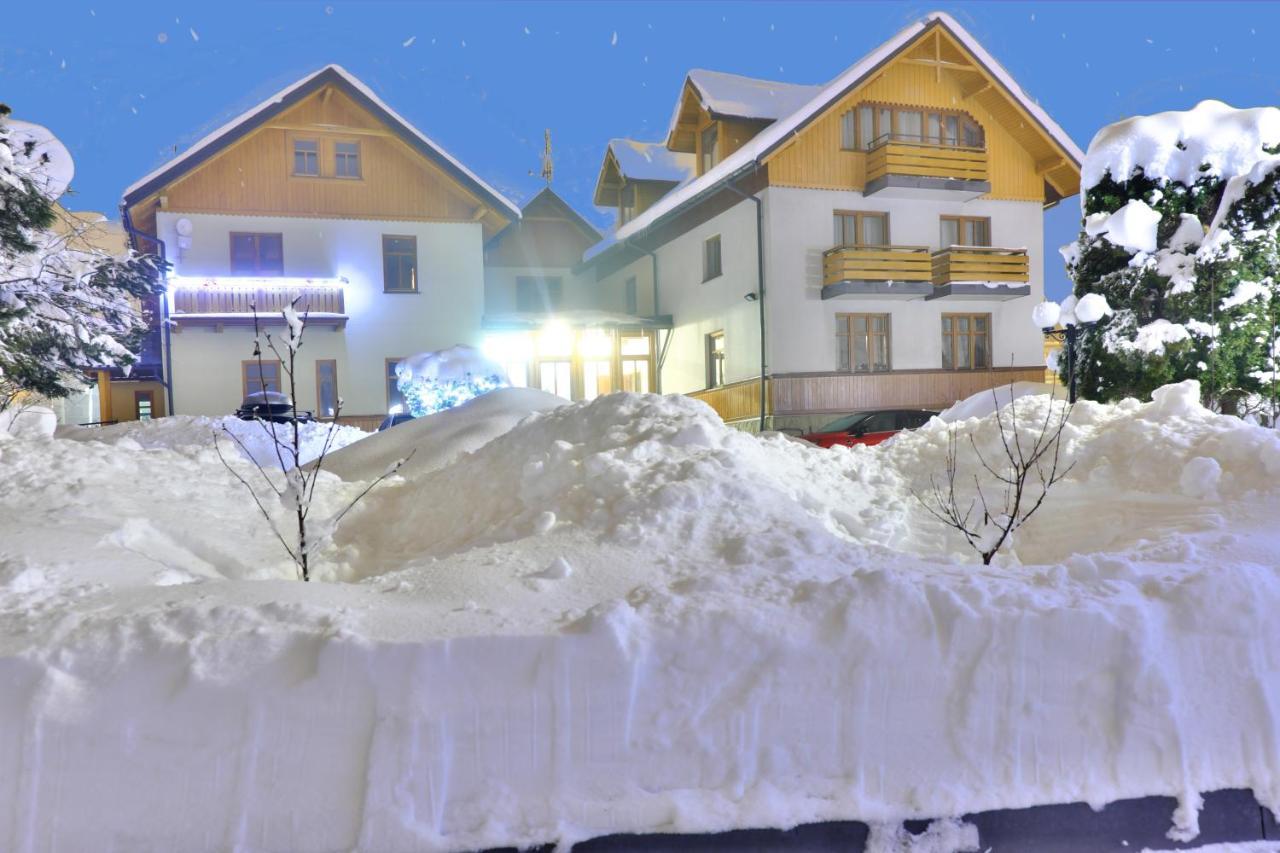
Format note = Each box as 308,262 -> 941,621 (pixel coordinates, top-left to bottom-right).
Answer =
800,409 -> 937,448
377,412 -> 416,431
234,390 -> 314,424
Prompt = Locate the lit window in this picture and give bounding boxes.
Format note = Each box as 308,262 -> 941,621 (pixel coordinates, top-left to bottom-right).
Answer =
621,333 -> 652,393
706,331 -> 725,388
702,234 -> 722,282
335,141 -> 361,178
382,236 -> 418,292
538,361 -> 572,399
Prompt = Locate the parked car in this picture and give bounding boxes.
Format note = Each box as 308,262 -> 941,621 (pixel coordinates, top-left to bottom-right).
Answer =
800,409 -> 937,448
234,390 -> 314,424
378,412 -> 416,431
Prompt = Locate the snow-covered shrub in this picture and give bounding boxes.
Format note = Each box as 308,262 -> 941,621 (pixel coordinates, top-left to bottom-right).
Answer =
395,345 -> 507,417
1063,101 -> 1280,418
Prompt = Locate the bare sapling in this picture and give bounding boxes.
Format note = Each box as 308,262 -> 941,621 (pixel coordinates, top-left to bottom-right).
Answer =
915,380 -> 1075,565
215,299 -> 413,580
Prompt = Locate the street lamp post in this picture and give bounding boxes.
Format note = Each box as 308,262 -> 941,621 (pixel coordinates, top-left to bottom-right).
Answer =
1032,294 -> 1111,404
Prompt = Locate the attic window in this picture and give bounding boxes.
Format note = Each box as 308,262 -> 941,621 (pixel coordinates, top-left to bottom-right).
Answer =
700,125 -> 718,174
854,103 -> 984,150
293,140 -> 319,176
335,141 -> 361,178
620,184 -> 636,225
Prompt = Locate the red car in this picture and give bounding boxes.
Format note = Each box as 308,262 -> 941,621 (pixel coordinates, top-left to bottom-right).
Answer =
800,409 -> 937,448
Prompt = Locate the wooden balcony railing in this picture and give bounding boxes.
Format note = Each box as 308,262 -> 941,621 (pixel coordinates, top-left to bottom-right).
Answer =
931,246 -> 1029,284
822,244 -> 932,286
865,138 -> 988,184
171,281 -> 346,324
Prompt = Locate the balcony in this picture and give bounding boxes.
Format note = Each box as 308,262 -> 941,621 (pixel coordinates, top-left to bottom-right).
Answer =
864,135 -> 990,200
821,245 -> 934,298
927,246 -> 1030,301
167,276 -> 347,328
823,245 -> 1030,301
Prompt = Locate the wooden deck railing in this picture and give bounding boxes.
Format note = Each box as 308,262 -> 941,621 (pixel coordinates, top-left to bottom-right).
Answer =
822,245 -> 932,286
688,378 -> 771,423
171,282 -> 345,317
865,139 -> 988,183
770,367 -> 1048,415
931,246 -> 1030,284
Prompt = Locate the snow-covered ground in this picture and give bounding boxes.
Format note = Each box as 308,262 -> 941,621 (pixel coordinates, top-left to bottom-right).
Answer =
1,382 -> 1279,851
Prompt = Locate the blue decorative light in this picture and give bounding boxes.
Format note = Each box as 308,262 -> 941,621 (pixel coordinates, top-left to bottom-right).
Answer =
397,370 -> 508,417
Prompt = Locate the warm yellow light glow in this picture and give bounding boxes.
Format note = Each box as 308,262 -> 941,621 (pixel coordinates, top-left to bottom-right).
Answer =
579,328 -> 613,360
536,321 -> 574,358
481,331 -> 534,363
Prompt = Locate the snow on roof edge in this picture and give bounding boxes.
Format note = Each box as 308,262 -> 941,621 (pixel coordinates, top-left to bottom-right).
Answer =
121,64 -> 520,220
594,11 -> 1084,256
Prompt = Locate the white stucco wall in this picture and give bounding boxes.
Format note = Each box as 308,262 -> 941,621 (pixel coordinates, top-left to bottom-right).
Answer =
762,186 -> 1047,375
648,199 -> 762,394
156,212 -> 485,417
483,265 -> 649,316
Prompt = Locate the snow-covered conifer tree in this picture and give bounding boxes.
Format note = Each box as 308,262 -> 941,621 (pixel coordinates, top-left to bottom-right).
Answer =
1063,101 -> 1280,419
0,104 -> 162,407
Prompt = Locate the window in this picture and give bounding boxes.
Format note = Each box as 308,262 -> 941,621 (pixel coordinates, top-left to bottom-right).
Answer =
538,361 -> 573,399
700,124 -> 718,174
942,313 -> 992,370
620,183 -> 636,225
316,360 -> 338,419
625,276 -> 639,315
840,110 -> 858,150
620,333 -> 653,393
334,141 -> 361,178
243,360 -> 282,397
516,276 -> 563,313
382,235 -> 418,293
837,313 -> 891,373
898,411 -> 933,430
386,358 -> 406,412
703,234 -> 722,282
230,233 -> 284,276
940,216 -> 991,248
833,211 -> 888,247
862,411 -> 899,434
706,331 -> 725,388
293,139 -> 319,176
853,104 -> 984,149
134,390 -> 154,421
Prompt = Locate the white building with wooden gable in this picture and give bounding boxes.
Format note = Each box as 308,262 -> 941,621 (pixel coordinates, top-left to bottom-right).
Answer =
581,11 -> 1084,431
121,65 -> 520,426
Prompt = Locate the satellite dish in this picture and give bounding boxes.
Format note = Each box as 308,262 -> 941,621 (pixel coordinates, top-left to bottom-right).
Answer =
4,119 -> 74,200
175,218 -> 194,237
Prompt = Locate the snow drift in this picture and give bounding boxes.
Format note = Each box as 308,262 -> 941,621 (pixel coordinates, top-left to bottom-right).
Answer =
1,382 -> 1279,851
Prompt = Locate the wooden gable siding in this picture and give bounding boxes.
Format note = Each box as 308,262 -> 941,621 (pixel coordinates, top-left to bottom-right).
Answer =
719,117 -> 770,162
130,86 -> 506,237
765,40 -> 1060,202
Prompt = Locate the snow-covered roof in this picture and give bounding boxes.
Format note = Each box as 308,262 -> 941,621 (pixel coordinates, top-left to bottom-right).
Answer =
121,64 -> 520,221
669,69 -> 823,139
607,139 -> 695,184
591,11 -> 1084,258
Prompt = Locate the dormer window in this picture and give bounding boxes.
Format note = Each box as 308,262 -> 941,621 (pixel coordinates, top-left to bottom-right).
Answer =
700,124 -> 718,174
293,139 -> 319,175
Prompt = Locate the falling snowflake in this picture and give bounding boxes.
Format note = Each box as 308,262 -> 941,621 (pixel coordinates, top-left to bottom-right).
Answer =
156,32 -> 168,43
60,59 -> 66,69
131,106 -> 138,114
324,5 -> 333,14
523,26 -> 530,34
402,35 -> 416,47
610,31 -> 617,46
190,27 -> 199,41
460,39 -> 466,47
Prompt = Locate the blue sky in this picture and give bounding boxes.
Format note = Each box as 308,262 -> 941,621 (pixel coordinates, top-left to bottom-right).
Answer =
3,1 -> 1279,299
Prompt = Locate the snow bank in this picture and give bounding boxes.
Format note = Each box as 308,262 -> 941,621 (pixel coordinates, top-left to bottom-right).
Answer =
1083,100 -> 1280,191
59,414 -> 369,468
937,381 -> 1058,423
2,382 -> 1280,850
321,386 -> 565,481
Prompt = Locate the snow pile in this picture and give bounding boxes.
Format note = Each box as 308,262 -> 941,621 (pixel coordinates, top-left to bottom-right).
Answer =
1,383 -> 1280,850
936,381 -> 1057,423
1087,198 -> 1162,253
321,386 -> 565,481
60,414 -> 369,468
1082,100 -> 1280,191
0,404 -> 56,437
